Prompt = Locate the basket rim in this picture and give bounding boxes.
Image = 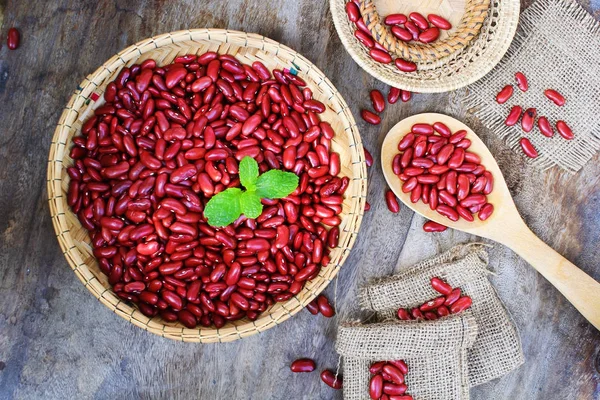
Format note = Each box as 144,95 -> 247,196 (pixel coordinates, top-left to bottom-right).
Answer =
330,0 -> 521,93
47,28 -> 367,343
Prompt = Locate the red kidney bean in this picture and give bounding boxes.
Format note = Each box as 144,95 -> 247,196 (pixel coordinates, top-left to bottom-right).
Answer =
363,148 -> 374,168
405,21 -> 420,40
483,171 -> 494,195
370,374 -> 384,399
556,120 -> 574,140
388,87 -> 401,104
317,294 -> 335,317
370,49 -> 393,64
436,144 -> 453,165
450,296 -> 473,313
419,296 -> 445,312
361,110 -> 381,125
504,105 -> 522,126
397,308 -> 411,320
385,190 -> 400,213
538,116 -> 554,138
478,203 -> 494,221
389,360 -> 408,375
7,28 -> 20,50
291,358 -> 316,373
447,148 -> 465,169
423,221 -> 447,232
471,176 -> 486,193
394,59 -> 417,73
370,90 -> 386,113
495,85 -> 513,104
432,122 -> 451,137
382,364 -> 404,385
345,1 -> 361,22
436,205 -> 459,221
515,72 -> 528,91
427,14 -> 452,30
370,361 -> 385,374
306,299 -> 319,315
355,30 -> 375,48
401,90 -> 411,102
67,53 -> 349,329
519,137 -> 538,158
521,108 -> 536,133
391,26 -> 413,42
410,307 -> 424,319
411,123 -> 433,135
398,134 -> 415,151
436,305 -> 450,317
449,130 -> 467,144
430,277 -> 452,295
409,12 -> 429,30
419,27 -> 440,43
544,89 -> 565,106
383,383 -> 408,395
321,370 -> 342,389
459,194 -> 486,208
385,13 -> 407,25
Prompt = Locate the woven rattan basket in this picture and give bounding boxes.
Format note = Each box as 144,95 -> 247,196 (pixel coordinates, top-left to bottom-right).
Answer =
330,0 -> 521,92
47,29 -> 367,343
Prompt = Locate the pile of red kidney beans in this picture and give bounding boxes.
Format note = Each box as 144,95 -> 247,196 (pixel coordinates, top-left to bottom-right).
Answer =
389,121 -> 495,224
67,52 -> 349,329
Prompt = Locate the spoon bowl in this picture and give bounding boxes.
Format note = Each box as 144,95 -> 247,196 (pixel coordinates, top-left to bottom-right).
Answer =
382,113 -> 600,331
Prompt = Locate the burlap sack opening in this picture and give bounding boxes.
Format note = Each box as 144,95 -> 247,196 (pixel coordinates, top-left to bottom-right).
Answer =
336,313 -> 478,400
359,244 -> 524,387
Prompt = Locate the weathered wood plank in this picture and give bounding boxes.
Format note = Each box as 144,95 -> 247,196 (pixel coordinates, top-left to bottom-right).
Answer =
0,1 -> 598,399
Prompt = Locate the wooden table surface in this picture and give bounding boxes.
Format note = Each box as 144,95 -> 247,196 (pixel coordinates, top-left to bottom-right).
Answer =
1,1 -> 599,399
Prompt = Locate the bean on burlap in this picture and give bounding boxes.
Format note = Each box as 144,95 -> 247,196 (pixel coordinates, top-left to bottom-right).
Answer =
336,313 -> 478,400
360,244 -> 524,387
463,0 -> 600,173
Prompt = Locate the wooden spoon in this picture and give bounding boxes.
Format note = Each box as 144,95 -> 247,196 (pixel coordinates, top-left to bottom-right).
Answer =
381,112 -> 600,330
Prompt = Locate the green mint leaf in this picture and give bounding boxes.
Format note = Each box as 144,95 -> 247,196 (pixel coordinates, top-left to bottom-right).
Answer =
204,188 -> 243,227
239,191 -> 263,219
239,156 -> 259,191
255,169 -> 299,199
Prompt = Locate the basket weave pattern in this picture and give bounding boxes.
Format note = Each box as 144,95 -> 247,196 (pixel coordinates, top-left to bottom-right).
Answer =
47,29 -> 367,342
330,0 -> 521,92
360,0 -> 491,63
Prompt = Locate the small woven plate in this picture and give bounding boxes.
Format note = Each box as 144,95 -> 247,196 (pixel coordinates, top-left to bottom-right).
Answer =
330,0 -> 521,93
47,29 -> 368,342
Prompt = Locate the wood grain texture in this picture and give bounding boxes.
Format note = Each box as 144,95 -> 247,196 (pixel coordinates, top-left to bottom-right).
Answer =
0,1 -> 598,399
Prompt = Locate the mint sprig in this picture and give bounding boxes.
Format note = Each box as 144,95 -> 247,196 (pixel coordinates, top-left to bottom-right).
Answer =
204,156 -> 299,227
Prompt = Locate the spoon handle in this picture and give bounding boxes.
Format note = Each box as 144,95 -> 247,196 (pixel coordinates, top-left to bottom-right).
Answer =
498,224 -> 600,331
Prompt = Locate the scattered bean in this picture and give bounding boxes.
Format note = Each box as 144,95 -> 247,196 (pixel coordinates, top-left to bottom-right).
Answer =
291,358 -> 316,373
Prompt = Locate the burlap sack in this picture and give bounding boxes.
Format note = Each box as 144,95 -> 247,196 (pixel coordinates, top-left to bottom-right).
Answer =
336,313 -> 478,400
463,0 -> 600,173
359,244 -> 524,387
